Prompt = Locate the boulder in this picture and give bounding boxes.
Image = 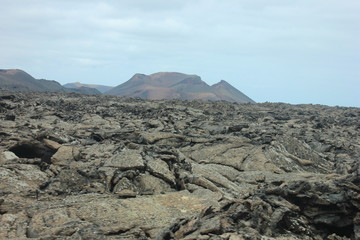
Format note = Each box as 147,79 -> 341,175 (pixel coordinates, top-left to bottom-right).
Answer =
51,146 -> 80,165
103,149 -> 145,170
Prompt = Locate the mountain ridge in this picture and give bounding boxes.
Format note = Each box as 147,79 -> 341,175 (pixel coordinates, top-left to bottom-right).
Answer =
0,69 -> 255,103
211,79 -> 255,103
106,72 -> 255,103
63,82 -> 113,93
0,69 -> 100,94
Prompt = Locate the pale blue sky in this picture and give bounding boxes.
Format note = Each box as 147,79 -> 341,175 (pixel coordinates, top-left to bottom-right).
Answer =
1,0 -> 359,107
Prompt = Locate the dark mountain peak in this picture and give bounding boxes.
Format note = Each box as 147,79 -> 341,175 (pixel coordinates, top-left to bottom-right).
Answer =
211,80 -> 255,103
1,69 -> 33,79
0,69 -> 100,95
215,79 -> 230,85
127,73 -> 150,84
132,73 -> 148,78
0,69 -> 45,91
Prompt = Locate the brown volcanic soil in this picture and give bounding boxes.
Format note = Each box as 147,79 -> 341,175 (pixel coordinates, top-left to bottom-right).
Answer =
0,91 -> 359,239
105,72 -> 255,103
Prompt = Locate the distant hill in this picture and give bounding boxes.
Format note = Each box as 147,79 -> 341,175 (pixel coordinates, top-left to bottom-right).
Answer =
67,86 -> 102,95
0,69 -> 255,103
106,72 -> 255,103
0,69 -> 48,91
63,82 -> 113,93
0,69 -> 100,95
211,80 -> 255,103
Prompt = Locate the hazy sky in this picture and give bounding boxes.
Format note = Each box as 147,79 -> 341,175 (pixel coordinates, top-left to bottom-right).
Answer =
1,0 -> 359,107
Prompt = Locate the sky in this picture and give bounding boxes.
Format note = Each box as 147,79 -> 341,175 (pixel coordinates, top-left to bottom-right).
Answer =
1,0 -> 359,107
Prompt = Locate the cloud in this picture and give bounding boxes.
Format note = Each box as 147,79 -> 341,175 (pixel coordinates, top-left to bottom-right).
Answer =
0,0 -> 359,106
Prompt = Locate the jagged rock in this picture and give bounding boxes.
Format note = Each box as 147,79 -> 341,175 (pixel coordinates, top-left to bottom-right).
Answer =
136,173 -> 173,194
147,157 -> 176,184
0,91 -> 359,239
0,211 -> 29,239
1,151 -> 18,161
24,191 -> 216,239
162,174 -> 360,239
43,139 -> 62,150
51,146 -> 80,165
104,149 -> 145,170
0,164 -> 48,196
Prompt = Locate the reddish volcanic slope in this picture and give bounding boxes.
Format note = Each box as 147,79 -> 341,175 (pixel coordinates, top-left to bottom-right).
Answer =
106,72 -> 255,103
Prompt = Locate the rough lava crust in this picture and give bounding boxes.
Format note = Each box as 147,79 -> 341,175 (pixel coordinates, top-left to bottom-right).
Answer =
0,91 -> 359,239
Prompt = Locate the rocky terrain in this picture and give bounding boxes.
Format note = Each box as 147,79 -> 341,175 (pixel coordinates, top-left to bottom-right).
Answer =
0,91 -> 359,239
